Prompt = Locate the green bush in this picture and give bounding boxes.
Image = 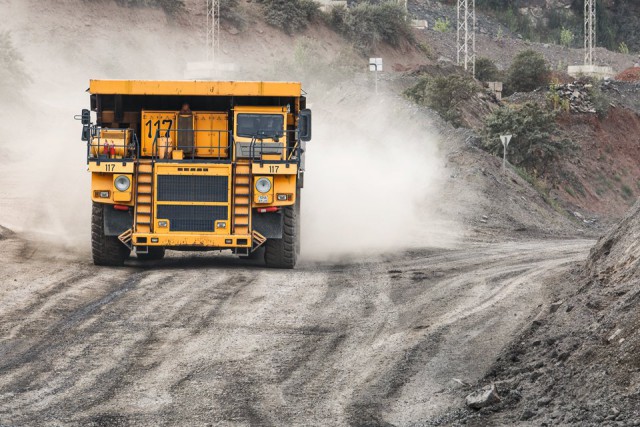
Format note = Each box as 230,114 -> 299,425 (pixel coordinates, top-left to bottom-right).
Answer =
0,31 -> 31,96
259,0 -> 320,35
506,49 -> 549,94
324,2 -> 413,53
482,102 -> 563,174
588,84 -> 610,119
404,74 -> 477,126
326,4 -> 350,34
155,0 -> 184,16
619,41 -> 630,54
475,57 -> 500,82
560,27 -> 574,48
434,17 -> 451,33
220,0 -> 245,27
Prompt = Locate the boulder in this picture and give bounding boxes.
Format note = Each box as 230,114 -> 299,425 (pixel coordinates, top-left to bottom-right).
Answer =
465,384 -> 501,410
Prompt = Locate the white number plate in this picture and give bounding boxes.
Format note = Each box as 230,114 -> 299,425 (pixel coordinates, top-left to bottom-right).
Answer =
258,195 -> 268,203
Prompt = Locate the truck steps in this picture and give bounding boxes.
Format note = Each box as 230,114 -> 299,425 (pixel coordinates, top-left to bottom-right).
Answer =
233,161 -> 252,235
135,160 -> 154,234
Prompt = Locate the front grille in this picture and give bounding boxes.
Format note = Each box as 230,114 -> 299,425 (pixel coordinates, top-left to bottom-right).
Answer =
157,205 -> 227,232
157,175 -> 228,203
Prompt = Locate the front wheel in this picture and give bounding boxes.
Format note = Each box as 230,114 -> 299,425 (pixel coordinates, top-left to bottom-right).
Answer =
264,205 -> 297,269
91,203 -> 130,266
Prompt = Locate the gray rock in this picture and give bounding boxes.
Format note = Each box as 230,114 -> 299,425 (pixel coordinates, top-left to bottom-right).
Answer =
550,300 -> 564,313
465,384 -> 501,410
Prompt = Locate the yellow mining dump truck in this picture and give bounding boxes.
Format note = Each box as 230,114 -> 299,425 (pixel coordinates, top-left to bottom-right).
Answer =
78,80 -> 311,268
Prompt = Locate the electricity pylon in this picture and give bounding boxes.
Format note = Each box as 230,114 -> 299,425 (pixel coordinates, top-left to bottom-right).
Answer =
457,0 -> 476,76
584,0 -> 596,66
206,0 -> 220,64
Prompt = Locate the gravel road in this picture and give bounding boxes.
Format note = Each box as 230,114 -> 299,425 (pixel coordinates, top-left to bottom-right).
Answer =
0,236 -> 592,426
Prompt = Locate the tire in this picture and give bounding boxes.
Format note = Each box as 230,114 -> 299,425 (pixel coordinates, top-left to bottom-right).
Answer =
264,205 -> 297,269
137,247 -> 166,261
91,203 -> 130,266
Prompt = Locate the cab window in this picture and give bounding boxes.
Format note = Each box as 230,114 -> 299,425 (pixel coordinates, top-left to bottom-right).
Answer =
237,114 -> 284,139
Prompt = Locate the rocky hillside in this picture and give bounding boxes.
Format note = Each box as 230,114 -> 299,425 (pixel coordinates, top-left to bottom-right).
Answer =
439,200 -> 640,425
437,0 -> 640,53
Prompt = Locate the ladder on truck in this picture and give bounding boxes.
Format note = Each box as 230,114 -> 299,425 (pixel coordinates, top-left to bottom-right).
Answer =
118,159 -> 154,250
134,160 -> 154,237
233,160 -> 252,236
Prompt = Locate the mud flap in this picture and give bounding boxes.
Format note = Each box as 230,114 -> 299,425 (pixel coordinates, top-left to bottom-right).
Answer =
253,211 -> 283,239
104,206 -> 134,236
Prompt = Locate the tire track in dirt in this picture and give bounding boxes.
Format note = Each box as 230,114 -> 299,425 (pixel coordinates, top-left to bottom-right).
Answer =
0,238 -> 593,426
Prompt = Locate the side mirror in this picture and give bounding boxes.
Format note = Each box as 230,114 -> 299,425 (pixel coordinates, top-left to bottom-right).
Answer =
299,109 -> 312,142
81,125 -> 90,142
81,109 -> 90,125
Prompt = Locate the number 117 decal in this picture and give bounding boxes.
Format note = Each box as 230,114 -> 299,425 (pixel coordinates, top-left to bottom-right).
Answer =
145,119 -> 173,139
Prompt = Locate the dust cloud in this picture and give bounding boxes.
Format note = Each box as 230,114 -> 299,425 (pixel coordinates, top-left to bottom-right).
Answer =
301,89 -> 460,259
0,0 -> 463,256
0,2 -> 197,249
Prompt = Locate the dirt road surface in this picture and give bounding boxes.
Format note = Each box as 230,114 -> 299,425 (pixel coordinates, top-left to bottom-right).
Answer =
0,237 -> 592,426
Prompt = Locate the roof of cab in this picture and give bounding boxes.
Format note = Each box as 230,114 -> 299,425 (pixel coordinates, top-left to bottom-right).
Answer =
89,80 -> 302,97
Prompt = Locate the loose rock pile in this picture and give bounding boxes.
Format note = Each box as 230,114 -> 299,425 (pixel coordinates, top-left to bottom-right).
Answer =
550,81 -> 596,114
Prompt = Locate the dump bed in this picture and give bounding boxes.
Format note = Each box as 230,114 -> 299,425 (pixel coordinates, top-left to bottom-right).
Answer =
89,80 -> 302,97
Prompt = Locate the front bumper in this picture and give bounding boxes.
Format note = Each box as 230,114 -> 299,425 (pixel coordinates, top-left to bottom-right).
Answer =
132,233 -> 252,248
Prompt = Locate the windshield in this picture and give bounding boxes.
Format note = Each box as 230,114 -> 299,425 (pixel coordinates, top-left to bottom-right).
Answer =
237,114 -> 284,139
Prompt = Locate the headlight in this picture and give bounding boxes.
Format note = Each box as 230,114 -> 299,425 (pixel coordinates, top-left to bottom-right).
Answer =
114,175 -> 131,192
255,177 -> 272,193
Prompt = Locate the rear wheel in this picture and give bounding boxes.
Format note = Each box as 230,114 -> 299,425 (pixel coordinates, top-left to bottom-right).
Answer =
137,247 -> 166,261
264,205 -> 297,269
91,203 -> 130,266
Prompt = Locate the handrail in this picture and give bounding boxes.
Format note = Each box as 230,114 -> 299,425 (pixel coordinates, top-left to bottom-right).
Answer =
151,128 -> 232,161
87,126 -> 303,165
87,127 -> 137,162
150,127 -> 302,165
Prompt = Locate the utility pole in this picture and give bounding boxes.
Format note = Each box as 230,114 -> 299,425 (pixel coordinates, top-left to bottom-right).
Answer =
584,0 -> 596,66
457,0 -> 476,76
206,0 -> 220,64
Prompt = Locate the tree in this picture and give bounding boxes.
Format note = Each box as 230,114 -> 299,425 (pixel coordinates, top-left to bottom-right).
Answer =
560,27 -> 574,48
475,57 -> 500,82
482,103 -> 563,175
259,0 -> 319,35
404,74 -> 477,126
506,49 -> 549,93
